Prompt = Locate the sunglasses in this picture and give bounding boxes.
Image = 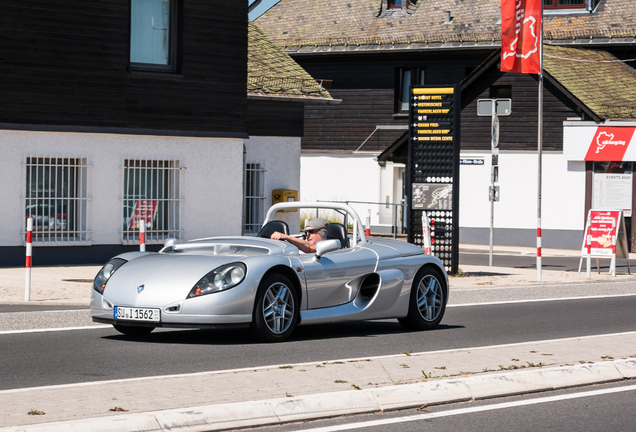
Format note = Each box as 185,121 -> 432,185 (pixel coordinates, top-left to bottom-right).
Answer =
304,228 -> 324,235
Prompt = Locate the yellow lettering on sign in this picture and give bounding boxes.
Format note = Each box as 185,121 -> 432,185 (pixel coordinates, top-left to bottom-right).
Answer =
431,96 -> 443,100
417,102 -> 443,107
413,87 -> 454,95
417,109 -> 451,114
442,136 -> 453,141
417,123 -> 440,128
417,129 -> 451,135
431,136 -> 442,141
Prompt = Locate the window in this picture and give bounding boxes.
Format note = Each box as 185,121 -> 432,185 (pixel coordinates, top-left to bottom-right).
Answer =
244,163 -> 266,234
489,85 -> 512,99
396,68 -> 426,113
122,159 -> 184,244
543,0 -> 585,9
24,157 -> 92,243
388,0 -> 403,9
130,0 -> 177,71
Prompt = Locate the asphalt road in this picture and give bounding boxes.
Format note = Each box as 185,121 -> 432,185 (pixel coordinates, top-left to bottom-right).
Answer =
250,381 -> 636,432
2,295 -> 636,391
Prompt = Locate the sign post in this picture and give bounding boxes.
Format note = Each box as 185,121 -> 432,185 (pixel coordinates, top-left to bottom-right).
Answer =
477,99 -> 511,266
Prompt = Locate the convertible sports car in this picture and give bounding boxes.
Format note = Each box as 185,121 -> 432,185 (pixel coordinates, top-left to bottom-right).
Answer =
91,202 -> 448,342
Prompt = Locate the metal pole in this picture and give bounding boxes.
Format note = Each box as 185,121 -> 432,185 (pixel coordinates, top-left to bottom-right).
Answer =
489,99 -> 496,267
537,3 -> 544,282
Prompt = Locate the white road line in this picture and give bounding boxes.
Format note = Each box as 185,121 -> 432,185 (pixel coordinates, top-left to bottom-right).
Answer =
1,330 -> 635,395
0,325 -> 110,335
449,292 -> 636,307
292,384 -> 636,432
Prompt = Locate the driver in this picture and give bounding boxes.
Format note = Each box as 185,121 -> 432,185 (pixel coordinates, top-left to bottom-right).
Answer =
270,218 -> 329,254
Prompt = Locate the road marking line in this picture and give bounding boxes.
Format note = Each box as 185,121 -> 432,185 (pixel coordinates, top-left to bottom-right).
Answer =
449,292 -> 636,307
292,384 -> 636,432
0,325 -> 110,335
1,330 -> 636,395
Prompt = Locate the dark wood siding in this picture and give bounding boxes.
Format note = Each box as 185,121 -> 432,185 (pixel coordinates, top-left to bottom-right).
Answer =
290,51 -> 492,152
461,70 -> 580,151
0,0 -> 247,134
246,100 -> 304,137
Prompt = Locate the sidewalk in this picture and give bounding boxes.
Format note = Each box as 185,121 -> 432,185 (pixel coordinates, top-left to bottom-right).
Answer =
1,245 -> 636,431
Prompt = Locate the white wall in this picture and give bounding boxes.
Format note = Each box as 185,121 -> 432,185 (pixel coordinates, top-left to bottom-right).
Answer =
0,130 -> 245,247
300,154 -> 405,228
459,150 -> 586,232
244,136 -> 301,231
299,151 -> 587,240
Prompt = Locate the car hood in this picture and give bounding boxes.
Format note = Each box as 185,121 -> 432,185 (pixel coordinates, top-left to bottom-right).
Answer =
104,254 -> 245,307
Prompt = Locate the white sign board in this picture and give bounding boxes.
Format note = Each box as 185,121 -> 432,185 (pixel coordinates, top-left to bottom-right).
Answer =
593,172 -> 633,217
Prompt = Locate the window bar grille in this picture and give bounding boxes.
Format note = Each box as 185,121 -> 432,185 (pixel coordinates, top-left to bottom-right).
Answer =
22,157 -> 92,243
121,159 -> 185,244
244,163 -> 266,234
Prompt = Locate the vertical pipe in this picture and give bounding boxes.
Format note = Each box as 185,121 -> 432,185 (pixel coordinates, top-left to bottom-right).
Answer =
25,217 -> 33,301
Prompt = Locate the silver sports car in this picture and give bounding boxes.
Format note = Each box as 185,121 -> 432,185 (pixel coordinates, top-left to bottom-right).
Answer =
91,202 -> 448,342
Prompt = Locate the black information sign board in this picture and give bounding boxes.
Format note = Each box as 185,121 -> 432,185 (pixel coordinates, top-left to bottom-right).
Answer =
407,85 -> 461,274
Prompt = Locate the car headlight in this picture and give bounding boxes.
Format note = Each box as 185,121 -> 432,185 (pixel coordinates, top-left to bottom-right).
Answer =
93,258 -> 127,294
187,263 -> 247,298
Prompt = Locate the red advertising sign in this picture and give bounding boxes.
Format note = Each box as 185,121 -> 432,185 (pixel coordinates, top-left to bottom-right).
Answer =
500,0 -> 542,74
584,127 -> 636,161
580,210 -> 628,259
129,200 -> 158,230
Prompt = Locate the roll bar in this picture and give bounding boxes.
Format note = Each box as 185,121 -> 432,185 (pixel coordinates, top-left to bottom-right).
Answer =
263,202 -> 367,246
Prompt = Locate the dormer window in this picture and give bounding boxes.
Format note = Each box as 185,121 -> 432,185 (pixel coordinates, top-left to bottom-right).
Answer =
543,0 -> 585,9
388,0 -> 403,9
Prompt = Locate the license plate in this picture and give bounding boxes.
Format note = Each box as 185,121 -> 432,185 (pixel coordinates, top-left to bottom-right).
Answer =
114,306 -> 160,322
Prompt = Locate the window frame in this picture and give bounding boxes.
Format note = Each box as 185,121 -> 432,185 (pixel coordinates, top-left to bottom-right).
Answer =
129,0 -> 179,73
395,67 -> 426,114
387,0 -> 404,9
543,0 -> 586,10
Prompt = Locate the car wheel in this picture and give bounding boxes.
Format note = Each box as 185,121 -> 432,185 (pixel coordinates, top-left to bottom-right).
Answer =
252,273 -> 298,342
398,267 -> 447,331
113,325 -> 155,336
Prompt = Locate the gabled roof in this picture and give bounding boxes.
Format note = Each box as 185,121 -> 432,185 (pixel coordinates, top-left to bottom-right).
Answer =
543,45 -> 636,120
255,0 -> 636,53
247,20 -> 335,103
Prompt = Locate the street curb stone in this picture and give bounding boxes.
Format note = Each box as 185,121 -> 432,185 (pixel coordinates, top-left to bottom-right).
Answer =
4,359 -> 634,432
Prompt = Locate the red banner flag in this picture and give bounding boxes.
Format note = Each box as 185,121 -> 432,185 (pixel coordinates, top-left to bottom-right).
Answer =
500,0 -> 542,73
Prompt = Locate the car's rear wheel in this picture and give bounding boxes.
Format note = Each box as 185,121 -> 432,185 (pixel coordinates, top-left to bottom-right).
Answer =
252,273 -> 298,342
113,325 -> 155,336
398,267 -> 447,331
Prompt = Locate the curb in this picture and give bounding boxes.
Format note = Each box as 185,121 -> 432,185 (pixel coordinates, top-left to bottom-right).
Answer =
5,359 -> 635,432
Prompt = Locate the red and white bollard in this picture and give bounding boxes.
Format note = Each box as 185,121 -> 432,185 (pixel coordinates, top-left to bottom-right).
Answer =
365,216 -> 371,237
25,217 -> 33,301
586,215 -> 592,280
140,222 -> 146,252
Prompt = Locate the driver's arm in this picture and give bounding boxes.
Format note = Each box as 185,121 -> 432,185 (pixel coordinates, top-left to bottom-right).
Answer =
270,231 -> 316,254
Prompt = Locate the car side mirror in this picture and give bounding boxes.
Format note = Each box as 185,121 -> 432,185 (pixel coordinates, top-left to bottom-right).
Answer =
314,239 -> 341,261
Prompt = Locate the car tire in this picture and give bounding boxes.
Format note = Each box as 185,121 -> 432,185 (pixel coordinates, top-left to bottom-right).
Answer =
398,267 -> 447,331
252,273 -> 298,342
113,325 -> 155,336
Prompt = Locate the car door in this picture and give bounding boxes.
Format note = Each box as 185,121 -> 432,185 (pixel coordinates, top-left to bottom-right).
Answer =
299,245 -> 377,310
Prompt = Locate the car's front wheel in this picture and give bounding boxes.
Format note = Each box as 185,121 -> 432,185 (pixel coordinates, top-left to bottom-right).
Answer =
398,267 -> 447,331
252,273 -> 298,342
113,325 -> 155,336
